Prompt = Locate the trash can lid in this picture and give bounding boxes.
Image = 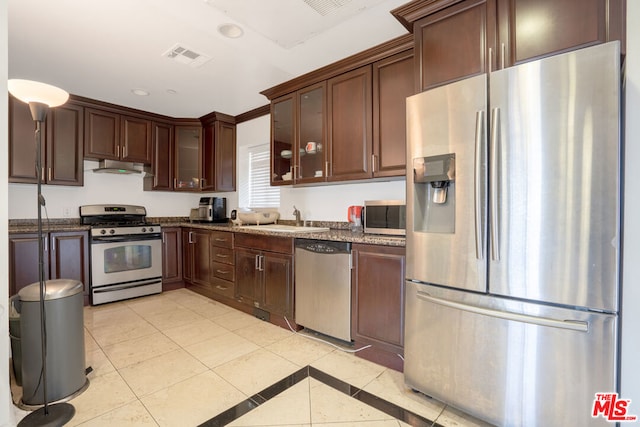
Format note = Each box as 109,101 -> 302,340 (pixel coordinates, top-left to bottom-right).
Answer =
18,279 -> 83,301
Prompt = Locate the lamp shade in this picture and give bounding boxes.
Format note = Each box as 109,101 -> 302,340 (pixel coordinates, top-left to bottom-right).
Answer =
8,79 -> 69,107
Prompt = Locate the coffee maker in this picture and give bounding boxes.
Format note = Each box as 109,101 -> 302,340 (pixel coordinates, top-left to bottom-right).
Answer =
196,197 -> 228,223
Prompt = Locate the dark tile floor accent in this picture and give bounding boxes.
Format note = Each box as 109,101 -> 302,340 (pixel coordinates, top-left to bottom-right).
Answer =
199,366 -> 440,427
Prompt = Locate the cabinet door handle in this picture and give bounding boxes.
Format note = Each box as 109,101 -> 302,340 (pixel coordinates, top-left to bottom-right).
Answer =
200,178 -> 206,189
188,231 -> 193,244
44,236 -> 49,253
255,254 -> 260,270
260,255 -> 264,271
501,43 -> 506,69
173,178 -> 177,188
116,145 -> 120,158
48,167 -> 52,182
371,154 -> 377,173
325,161 -> 330,177
123,145 -> 127,158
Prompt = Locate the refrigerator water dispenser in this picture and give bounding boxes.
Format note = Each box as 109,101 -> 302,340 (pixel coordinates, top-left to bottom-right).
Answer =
412,154 -> 455,233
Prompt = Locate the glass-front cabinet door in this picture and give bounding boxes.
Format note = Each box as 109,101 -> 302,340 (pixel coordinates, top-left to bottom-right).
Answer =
297,82 -> 325,182
174,125 -> 202,190
271,94 -> 295,186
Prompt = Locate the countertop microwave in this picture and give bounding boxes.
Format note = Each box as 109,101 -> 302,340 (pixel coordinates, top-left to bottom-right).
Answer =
364,200 -> 406,236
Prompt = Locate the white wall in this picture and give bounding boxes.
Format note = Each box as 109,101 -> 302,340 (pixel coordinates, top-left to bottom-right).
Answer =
1,0 -> 12,424
8,163 -> 234,219
621,0 -> 640,409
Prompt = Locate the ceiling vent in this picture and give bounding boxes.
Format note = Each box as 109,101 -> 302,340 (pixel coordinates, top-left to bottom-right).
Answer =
303,0 -> 353,16
162,44 -> 212,68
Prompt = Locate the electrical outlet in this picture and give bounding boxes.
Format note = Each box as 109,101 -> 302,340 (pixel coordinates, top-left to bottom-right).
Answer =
63,207 -> 72,218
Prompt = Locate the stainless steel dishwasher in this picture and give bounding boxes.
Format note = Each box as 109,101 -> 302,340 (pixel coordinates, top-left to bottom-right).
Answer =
295,239 -> 352,342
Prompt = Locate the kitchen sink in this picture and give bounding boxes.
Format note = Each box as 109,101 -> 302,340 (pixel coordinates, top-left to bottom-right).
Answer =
237,224 -> 329,233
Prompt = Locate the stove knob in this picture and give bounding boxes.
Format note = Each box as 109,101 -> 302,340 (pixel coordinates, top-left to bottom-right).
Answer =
100,229 -> 106,235
142,227 -> 147,233
148,227 -> 154,232
109,229 -> 115,235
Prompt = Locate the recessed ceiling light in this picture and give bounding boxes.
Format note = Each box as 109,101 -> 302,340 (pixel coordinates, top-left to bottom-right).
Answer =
132,89 -> 149,96
218,23 -> 243,38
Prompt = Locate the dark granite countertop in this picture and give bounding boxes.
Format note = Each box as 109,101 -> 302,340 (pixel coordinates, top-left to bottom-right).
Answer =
8,219 -> 91,233
9,217 -> 405,247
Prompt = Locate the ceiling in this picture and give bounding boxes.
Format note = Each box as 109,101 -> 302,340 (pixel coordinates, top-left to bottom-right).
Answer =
8,0 -> 409,119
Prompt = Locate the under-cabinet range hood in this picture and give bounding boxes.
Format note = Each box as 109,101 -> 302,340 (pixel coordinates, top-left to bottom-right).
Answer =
92,159 -> 151,175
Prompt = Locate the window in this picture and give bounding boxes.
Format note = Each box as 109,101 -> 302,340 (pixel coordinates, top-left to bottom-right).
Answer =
238,143 -> 280,208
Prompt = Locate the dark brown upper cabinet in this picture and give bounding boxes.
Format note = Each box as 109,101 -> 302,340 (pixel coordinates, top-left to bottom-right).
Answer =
173,123 -> 203,191
372,50 -> 414,178
144,121 -> 175,191
9,95 -> 84,186
201,112 -> 237,192
296,82 -> 327,183
262,35 -> 414,186
271,93 -> 296,186
84,107 -> 152,164
393,0 -> 626,92
327,65 -> 373,182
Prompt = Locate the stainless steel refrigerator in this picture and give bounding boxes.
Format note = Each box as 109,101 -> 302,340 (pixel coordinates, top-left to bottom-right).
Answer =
404,42 -> 621,426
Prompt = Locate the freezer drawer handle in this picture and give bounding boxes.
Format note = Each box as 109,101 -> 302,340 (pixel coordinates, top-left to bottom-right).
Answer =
416,291 -> 589,332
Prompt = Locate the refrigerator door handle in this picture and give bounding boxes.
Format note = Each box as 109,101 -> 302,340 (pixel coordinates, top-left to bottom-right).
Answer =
474,110 -> 485,260
490,107 -> 501,261
416,291 -> 589,332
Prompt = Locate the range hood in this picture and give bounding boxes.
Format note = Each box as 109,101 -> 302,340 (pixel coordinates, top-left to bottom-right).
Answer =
93,159 -> 151,175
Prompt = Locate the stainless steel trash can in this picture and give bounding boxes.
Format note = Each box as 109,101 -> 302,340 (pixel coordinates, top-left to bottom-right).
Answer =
9,295 -> 22,386
19,279 -> 88,406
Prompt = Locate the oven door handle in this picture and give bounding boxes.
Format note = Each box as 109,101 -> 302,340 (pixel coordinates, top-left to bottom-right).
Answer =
92,278 -> 162,293
91,234 -> 162,243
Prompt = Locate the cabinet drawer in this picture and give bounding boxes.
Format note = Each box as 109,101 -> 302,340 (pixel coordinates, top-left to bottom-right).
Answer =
212,246 -> 234,265
212,261 -> 235,282
211,277 -> 235,298
211,231 -> 234,248
234,233 -> 293,254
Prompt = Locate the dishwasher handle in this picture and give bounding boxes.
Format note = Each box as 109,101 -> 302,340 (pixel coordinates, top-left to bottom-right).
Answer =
295,239 -> 351,255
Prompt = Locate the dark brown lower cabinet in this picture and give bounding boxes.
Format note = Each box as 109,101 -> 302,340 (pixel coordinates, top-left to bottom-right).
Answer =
9,231 -> 90,305
161,227 -> 183,291
210,231 -> 235,298
352,243 -> 406,371
235,234 -> 294,321
182,228 -> 212,293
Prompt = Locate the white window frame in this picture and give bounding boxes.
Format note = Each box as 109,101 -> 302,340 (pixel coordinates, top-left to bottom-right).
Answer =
238,143 -> 280,208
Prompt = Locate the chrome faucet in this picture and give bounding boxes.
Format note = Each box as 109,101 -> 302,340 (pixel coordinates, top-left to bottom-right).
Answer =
293,205 -> 302,226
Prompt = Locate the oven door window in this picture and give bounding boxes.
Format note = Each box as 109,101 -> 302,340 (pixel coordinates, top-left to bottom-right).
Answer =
103,245 -> 152,273
91,238 -> 163,287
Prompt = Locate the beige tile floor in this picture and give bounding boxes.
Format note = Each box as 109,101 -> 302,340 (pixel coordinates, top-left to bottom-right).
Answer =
11,289 -> 491,426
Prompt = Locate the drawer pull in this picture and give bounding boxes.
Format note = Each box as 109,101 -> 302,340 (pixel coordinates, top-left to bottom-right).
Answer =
216,269 -> 230,274
215,238 -> 227,242
215,285 -> 228,290
216,254 -> 229,258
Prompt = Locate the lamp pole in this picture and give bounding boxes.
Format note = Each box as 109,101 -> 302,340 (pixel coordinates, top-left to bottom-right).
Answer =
9,80 -> 76,427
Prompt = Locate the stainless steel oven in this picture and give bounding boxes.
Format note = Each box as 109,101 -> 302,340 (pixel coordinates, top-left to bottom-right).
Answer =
80,205 -> 163,305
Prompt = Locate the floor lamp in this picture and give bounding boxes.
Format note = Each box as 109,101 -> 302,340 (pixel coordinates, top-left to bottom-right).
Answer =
8,79 -> 75,426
